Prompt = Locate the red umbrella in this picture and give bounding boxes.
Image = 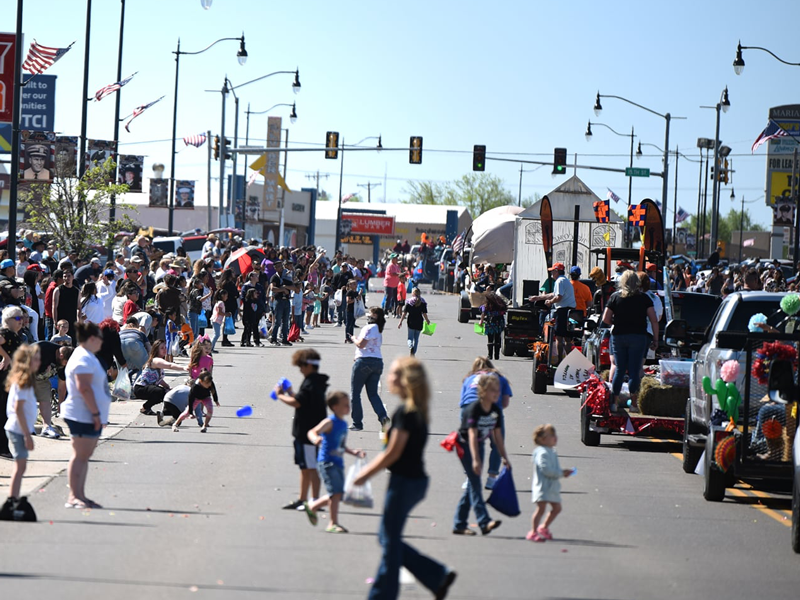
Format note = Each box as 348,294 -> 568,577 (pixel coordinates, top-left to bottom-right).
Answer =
223,247 -> 265,276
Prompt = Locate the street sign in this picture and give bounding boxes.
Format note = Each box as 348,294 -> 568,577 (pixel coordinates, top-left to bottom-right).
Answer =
625,167 -> 650,177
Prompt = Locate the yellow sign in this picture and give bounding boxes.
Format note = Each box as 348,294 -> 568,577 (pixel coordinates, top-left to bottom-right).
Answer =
769,170 -> 798,205
340,234 -> 373,245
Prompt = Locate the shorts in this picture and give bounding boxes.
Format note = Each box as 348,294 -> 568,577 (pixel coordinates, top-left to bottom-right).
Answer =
318,461 -> 345,496
293,439 -> 317,470
33,376 -> 54,406
5,430 -> 29,460
65,418 -> 103,439
192,398 -> 214,416
554,307 -> 571,338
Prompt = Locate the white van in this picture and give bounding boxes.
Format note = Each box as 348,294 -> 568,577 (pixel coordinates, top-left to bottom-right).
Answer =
151,235 -> 207,263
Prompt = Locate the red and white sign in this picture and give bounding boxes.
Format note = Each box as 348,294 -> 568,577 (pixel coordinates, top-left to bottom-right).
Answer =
342,213 -> 395,236
0,33 -> 17,123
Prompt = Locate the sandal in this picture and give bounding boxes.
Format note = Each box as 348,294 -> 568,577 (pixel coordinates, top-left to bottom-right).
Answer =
326,523 -> 348,533
480,520 -> 502,535
452,528 -> 477,536
303,502 -> 318,526
64,500 -> 86,509
525,530 -> 545,542
536,526 -> 553,540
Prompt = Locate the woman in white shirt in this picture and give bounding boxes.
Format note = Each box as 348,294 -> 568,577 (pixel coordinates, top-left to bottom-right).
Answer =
348,307 -> 389,432
62,322 -> 112,509
79,282 -> 106,325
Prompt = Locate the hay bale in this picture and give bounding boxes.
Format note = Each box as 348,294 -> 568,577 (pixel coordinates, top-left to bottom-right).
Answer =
637,376 -> 687,418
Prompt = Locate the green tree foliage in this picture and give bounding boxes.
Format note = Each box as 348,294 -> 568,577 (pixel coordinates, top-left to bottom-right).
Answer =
682,208 -> 765,245
403,173 -> 516,218
20,158 -> 137,257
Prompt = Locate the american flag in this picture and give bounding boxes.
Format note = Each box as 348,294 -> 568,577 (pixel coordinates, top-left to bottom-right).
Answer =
93,72 -> 136,102
342,193 -> 356,203
676,206 -> 689,223
606,188 -> 621,203
752,120 -> 789,153
22,40 -> 74,75
453,229 -> 467,254
183,133 -> 207,148
124,96 -> 165,133
743,238 -> 755,247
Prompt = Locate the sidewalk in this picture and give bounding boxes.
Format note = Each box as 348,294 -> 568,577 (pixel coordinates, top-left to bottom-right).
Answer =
0,370 -> 187,498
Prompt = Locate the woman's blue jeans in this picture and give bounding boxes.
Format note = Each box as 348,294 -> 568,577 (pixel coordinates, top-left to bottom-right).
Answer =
351,357 -> 386,428
369,474 -> 447,600
407,327 -> 422,354
188,311 -> 200,338
211,322 -> 221,351
454,437 -> 491,530
611,333 -> 649,396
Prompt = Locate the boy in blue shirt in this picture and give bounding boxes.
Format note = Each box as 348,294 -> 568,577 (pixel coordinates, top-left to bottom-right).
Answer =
303,391 -> 364,533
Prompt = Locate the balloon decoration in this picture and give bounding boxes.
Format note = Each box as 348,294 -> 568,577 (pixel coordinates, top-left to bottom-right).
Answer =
752,341 -> 797,385
762,418 -> 783,440
702,360 -> 742,423
780,293 -> 800,316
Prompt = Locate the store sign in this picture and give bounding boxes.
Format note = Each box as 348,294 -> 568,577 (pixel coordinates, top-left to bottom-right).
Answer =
340,234 -> 373,245
261,116 -> 281,211
766,104 -> 800,206
341,213 -> 395,235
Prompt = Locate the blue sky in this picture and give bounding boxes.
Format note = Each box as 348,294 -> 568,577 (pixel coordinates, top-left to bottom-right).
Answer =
5,0 -> 800,228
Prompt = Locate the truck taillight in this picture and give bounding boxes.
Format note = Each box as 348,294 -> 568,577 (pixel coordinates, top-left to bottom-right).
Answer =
599,337 -> 610,366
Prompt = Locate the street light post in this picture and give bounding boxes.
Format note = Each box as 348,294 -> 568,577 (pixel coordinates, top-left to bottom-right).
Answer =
586,120 -> 635,246
701,87 -> 731,253
334,135 -> 382,254
169,34 -> 246,235
733,42 -> 800,75
593,92 -> 684,221
245,102 -> 297,145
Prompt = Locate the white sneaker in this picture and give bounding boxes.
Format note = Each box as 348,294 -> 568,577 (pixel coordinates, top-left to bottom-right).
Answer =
307,324 -> 314,330
461,478 -> 469,490
41,426 -> 61,439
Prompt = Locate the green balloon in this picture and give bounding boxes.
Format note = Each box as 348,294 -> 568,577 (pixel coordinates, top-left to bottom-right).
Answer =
726,383 -> 741,421
702,376 -> 715,396
716,379 -> 728,412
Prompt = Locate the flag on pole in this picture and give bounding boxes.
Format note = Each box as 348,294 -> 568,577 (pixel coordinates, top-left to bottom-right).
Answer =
92,72 -> 136,101
607,188 -> 621,203
183,133 -> 207,148
21,40 -> 74,75
752,120 -> 789,153
628,204 -> 646,227
676,206 -> 689,223
124,96 -> 165,132
593,199 -> 610,223
342,193 -> 356,203
743,238 -> 755,247
453,229 -> 467,254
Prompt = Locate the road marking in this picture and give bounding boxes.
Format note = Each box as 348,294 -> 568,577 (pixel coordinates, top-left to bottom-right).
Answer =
654,437 -> 793,528
728,488 -> 791,527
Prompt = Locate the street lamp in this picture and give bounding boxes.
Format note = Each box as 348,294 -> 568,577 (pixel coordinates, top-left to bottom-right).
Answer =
244,102 -> 297,145
585,120 -> 636,215
701,87 -> 731,252
169,33 -> 247,235
733,41 -> 800,76
592,92 -> 683,225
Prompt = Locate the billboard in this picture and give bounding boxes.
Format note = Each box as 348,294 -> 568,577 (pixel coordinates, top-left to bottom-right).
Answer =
18,130 -> 55,181
262,116 -> 281,212
765,105 -> 800,206
341,213 -> 395,235
0,33 -> 16,125
149,179 -> 168,207
118,155 -> 143,192
175,179 -> 195,209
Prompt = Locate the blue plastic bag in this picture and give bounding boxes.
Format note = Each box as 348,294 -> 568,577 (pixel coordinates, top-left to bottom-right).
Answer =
197,312 -> 208,328
224,315 -> 235,336
486,467 -> 520,517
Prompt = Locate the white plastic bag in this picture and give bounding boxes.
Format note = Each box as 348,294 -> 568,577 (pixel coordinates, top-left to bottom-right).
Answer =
343,457 -> 373,508
334,289 -> 343,307
112,366 -> 132,400
354,297 -> 366,320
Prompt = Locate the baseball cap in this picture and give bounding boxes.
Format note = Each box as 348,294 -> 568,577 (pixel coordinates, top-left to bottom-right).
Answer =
569,266 -> 581,276
103,269 -> 116,276
616,261 -> 633,270
646,262 -> 657,271
0,259 -> 14,269
90,257 -> 101,264
26,264 -> 42,272
548,262 -> 565,272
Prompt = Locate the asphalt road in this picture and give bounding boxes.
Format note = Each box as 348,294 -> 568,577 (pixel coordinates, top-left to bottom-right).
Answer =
1,284 -> 798,600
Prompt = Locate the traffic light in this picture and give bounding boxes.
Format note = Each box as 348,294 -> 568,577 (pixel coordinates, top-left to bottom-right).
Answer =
409,136 -> 422,164
222,137 -> 232,161
325,131 -> 339,159
473,145 -> 486,171
213,135 -> 220,161
722,159 -> 729,184
553,147 -> 567,175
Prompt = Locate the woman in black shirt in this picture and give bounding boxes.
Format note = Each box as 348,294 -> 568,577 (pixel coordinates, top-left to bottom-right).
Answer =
398,287 -> 430,356
354,357 -> 455,600
602,270 -> 658,411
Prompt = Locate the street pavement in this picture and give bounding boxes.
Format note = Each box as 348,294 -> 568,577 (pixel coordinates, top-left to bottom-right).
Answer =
1,283 -> 799,600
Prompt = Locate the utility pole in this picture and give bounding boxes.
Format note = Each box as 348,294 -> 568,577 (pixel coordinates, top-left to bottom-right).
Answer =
357,181 -> 381,203
206,129 -> 212,232
305,170 -> 329,197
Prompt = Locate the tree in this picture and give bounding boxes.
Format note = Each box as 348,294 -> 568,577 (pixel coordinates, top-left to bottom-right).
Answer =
21,158 -> 136,257
403,173 -> 515,218
683,208 -> 765,246
521,193 -> 542,209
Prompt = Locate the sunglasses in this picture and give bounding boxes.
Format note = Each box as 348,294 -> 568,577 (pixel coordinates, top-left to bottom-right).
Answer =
12,316 -> 23,321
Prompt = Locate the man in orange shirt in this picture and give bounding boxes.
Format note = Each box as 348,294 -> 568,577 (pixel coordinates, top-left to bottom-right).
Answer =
570,266 -> 593,317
